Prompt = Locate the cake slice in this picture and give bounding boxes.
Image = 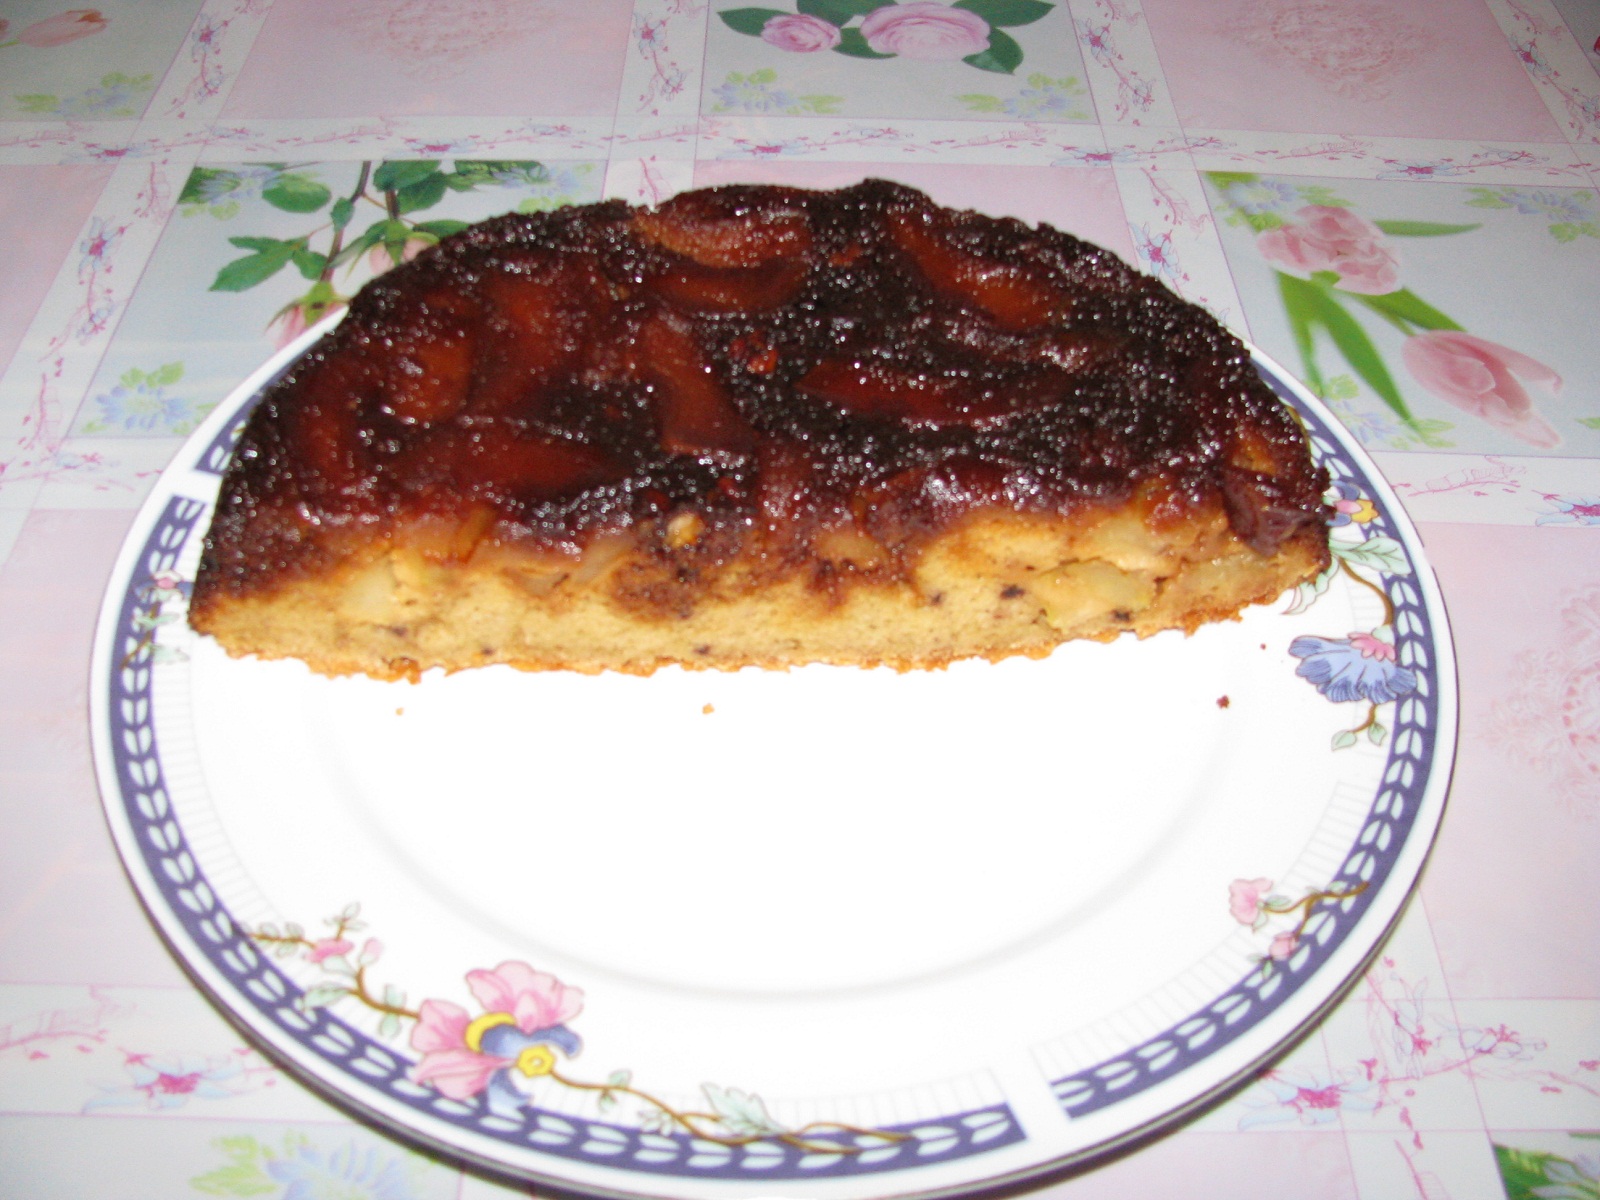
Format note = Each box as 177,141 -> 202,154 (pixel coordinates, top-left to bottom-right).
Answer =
189,180 -> 1329,680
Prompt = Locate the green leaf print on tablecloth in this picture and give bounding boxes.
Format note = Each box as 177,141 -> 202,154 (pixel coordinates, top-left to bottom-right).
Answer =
182,160 -> 596,344
1494,1136 -> 1600,1200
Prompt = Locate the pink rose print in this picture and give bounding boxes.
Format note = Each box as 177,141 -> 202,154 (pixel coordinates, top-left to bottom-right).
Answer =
14,9 -> 108,46
1256,204 -> 1400,295
1229,877 -> 1275,927
410,962 -> 584,1105
761,12 -> 842,52
859,2 -> 992,60
1401,330 -> 1562,448
366,237 -> 431,275
268,303 -> 311,349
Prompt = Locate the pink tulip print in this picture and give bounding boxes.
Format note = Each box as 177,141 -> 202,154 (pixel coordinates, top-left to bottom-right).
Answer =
1402,330 -> 1563,448
0,9 -> 107,49
1209,172 -> 1569,450
1256,205 -> 1400,295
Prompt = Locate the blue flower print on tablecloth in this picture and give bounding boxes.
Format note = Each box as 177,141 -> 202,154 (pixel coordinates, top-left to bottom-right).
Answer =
262,1139 -> 418,1200
14,71 -> 154,118
709,0 -> 1091,123
79,363 -> 212,437
1465,187 -> 1600,244
1284,480 -> 1419,750
708,68 -> 843,113
189,1131 -> 446,1199
957,71 -> 1087,118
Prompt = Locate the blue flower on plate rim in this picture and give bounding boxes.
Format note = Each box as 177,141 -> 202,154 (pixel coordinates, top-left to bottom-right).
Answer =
1288,632 -> 1418,705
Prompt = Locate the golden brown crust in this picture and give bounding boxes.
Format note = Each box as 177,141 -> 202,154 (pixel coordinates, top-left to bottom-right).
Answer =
189,180 -> 1330,678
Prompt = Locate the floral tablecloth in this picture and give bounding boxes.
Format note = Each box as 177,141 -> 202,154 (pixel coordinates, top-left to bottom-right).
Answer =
1,1 -> 1597,1197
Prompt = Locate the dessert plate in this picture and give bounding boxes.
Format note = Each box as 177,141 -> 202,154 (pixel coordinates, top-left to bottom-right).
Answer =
93,324 -> 1455,1200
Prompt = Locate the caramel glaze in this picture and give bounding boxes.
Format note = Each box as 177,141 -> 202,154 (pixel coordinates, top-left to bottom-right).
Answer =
194,179 -> 1328,617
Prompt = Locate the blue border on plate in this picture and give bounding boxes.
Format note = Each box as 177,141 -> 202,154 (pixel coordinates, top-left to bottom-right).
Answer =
1047,364 -> 1444,1117
99,357 -> 1446,1186
103,533 -> 1023,1183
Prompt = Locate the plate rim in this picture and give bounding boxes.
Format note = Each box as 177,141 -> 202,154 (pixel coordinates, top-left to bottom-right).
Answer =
89,331 -> 1459,1199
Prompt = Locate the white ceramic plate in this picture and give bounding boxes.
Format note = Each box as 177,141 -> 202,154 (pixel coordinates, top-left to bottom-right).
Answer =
93,325 -> 1455,1199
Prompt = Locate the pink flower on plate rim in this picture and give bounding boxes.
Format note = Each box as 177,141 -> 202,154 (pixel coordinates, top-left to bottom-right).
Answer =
1346,631 -> 1398,662
410,1000 -> 504,1099
466,960 -> 583,1031
409,962 -> 584,1101
1228,878 -> 1275,927
1268,931 -> 1300,961
16,9 -> 108,47
859,2 -> 992,60
1401,330 -> 1563,448
1255,204 -> 1400,295
305,936 -> 353,964
760,12 -> 842,52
